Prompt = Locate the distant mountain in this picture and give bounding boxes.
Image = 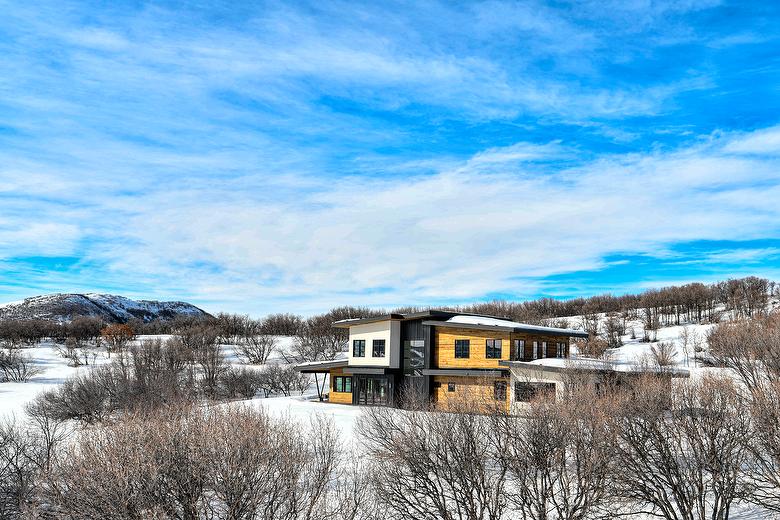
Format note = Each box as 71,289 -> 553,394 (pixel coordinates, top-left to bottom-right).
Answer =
0,293 -> 211,323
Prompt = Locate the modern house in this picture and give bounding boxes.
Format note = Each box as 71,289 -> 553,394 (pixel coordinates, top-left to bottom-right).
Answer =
294,310 -> 639,412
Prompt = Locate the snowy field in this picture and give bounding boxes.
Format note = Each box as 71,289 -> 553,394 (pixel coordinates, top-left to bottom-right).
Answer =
0,313 -> 750,436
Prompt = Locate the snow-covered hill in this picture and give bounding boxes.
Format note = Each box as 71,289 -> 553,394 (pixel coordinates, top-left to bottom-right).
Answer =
0,293 -> 210,323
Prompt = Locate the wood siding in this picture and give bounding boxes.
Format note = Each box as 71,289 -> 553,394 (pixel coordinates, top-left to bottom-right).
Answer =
433,327 -> 569,367
434,327 -> 511,369
432,375 -> 510,413
328,367 -> 353,405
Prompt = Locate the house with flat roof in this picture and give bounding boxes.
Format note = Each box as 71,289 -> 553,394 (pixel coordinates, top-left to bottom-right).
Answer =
296,310 -> 689,412
299,309 -> 679,411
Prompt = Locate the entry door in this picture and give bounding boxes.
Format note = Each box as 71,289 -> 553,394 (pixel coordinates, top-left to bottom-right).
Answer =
357,376 -> 391,406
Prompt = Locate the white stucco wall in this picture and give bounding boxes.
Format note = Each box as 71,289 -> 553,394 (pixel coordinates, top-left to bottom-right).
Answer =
347,320 -> 401,368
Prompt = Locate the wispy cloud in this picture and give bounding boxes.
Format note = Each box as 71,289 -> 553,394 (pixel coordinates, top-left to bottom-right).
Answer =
0,0 -> 778,315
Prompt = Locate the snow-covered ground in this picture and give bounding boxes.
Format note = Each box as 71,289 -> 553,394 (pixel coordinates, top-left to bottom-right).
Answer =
0,334 -> 299,419
0,313 -> 761,433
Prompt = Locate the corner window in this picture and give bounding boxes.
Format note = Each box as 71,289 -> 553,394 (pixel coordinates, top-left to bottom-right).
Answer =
455,339 -> 470,358
372,339 -> 386,357
494,381 -> 507,401
334,376 -> 352,393
448,382 -> 456,392
486,339 -> 502,359
352,339 -> 365,357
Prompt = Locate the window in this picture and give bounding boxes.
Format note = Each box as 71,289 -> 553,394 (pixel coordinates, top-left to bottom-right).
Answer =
455,339 -> 470,358
404,340 -> 425,375
532,341 -> 538,360
494,381 -> 507,400
334,376 -> 353,393
540,341 -> 547,359
448,382 -> 456,392
372,339 -> 386,357
514,382 -> 556,402
557,342 -> 566,358
352,339 -> 365,357
513,339 -> 525,361
486,339 -> 502,359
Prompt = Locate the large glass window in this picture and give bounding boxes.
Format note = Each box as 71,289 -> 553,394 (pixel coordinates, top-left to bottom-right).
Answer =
486,339 -> 502,359
404,340 -> 425,375
353,339 -> 365,357
494,381 -> 507,400
334,376 -> 353,393
556,342 -> 566,358
455,339 -> 470,358
372,339 -> 386,357
513,339 -> 525,361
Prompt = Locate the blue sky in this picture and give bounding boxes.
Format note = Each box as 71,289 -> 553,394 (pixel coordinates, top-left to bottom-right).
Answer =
1,0 -> 779,316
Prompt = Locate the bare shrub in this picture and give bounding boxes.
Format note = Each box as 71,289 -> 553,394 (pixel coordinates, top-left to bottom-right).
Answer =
610,375 -> 752,519
491,385 -> 618,520
357,403 -> 507,520
748,379 -> 780,512
219,367 -> 262,399
708,314 -> 780,392
0,419 -> 45,518
573,336 -> 609,359
604,312 -> 625,349
650,340 -> 678,368
46,406 -> 346,520
262,363 -> 307,396
0,349 -> 41,382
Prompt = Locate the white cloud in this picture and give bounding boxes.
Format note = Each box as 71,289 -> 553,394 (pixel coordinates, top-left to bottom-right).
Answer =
723,126 -> 780,155
9,127 -> 765,315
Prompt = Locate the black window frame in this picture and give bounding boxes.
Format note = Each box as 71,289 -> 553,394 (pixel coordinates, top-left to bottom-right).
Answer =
557,342 -> 566,358
454,339 -> 470,358
513,339 -> 525,361
372,339 -> 386,357
494,380 -> 507,401
352,339 -> 365,357
333,376 -> 353,393
486,339 -> 502,359
447,382 -> 456,392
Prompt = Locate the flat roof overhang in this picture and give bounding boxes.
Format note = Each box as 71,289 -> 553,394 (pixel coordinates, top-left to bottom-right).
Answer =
294,359 -> 348,373
422,320 -> 590,338
343,367 -> 389,375
422,368 -> 508,377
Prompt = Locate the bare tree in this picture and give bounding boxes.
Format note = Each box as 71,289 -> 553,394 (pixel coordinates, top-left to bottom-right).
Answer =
610,375 -> 752,519
45,405 -> 347,520
0,349 -> 41,382
491,384 -> 619,520
357,401 -> 507,520
238,329 -> 277,365
708,314 -> 780,392
100,323 -> 135,358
